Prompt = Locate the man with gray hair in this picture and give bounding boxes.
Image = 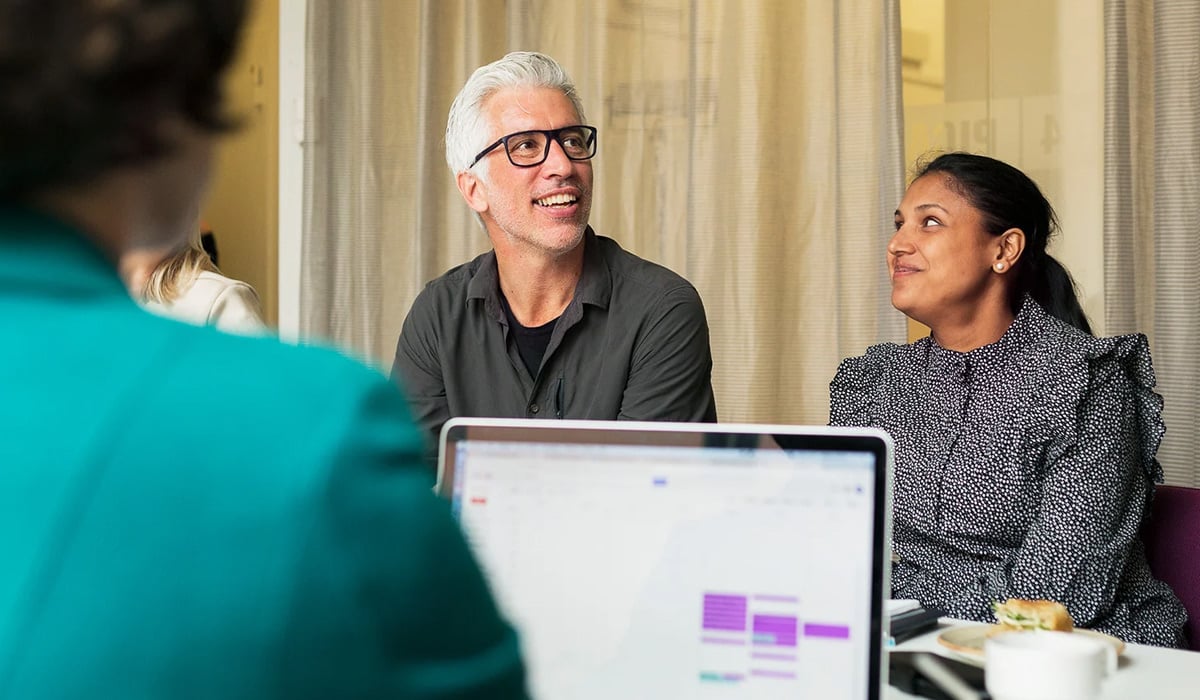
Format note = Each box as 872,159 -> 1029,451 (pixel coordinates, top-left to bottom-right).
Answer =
392,51 -> 716,460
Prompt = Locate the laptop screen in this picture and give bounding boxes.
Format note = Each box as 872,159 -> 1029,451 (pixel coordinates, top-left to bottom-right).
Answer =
438,419 -> 892,700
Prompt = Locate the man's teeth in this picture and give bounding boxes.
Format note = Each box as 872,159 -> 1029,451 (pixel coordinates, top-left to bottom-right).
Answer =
536,193 -> 577,206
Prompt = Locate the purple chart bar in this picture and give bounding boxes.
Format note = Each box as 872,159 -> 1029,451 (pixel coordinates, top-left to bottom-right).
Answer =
803,622 -> 851,639
702,593 -> 748,632
752,614 -> 798,646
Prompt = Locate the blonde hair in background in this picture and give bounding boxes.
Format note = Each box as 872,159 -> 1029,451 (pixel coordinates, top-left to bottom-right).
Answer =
141,223 -> 220,305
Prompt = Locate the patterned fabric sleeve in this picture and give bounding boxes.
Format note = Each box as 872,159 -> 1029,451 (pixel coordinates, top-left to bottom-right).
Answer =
990,335 -> 1178,645
828,343 -> 897,427
832,301 -> 1185,647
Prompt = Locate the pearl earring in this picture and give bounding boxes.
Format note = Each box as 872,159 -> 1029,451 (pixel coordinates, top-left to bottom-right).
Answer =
995,262 -> 1006,272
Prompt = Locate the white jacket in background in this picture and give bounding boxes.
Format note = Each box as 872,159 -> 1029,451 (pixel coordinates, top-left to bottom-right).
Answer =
144,270 -> 265,335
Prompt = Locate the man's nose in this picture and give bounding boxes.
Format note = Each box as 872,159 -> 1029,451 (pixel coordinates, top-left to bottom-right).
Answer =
540,137 -> 573,174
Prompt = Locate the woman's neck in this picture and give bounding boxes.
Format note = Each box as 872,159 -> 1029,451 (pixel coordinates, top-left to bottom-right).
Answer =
928,302 -> 1017,352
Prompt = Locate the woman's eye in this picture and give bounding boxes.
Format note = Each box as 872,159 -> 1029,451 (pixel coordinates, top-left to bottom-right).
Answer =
893,220 -> 903,231
922,216 -> 941,227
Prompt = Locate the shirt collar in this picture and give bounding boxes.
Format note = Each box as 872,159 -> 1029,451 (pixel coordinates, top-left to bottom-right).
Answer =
571,228 -> 611,310
467,226 -> 612,312
928,295 -> 1045,367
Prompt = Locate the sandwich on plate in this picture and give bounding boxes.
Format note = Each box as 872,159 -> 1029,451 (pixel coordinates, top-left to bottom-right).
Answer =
991,598 -> 1075,633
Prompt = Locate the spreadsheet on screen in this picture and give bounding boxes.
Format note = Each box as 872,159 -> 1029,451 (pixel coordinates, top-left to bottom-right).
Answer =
449,437 -> 881,700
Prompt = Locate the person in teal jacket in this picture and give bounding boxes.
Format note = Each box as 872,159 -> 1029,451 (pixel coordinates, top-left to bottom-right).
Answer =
0,1 -> 527,698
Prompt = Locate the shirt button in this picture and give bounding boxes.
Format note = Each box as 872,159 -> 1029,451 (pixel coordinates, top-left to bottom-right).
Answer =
529,403 -> 540,414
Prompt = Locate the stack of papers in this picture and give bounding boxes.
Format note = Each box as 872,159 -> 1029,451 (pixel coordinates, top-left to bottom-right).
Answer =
887,599 -> 921,616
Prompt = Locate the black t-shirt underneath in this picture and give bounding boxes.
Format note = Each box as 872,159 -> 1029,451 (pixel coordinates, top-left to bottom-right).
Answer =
499,293 -> 559,378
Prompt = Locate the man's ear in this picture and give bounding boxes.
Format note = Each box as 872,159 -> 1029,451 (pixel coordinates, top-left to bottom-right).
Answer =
456,171 -> 488,214
996,227 -> 1026,270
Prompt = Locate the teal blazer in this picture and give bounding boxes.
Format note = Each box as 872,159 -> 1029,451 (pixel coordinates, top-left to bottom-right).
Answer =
0,207 -> 527,699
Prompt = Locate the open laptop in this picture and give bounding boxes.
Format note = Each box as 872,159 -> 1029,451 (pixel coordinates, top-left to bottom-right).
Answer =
437,418 -> 893,700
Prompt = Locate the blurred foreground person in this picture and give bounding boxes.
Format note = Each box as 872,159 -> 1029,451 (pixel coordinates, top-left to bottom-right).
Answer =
0,1 -> 527,697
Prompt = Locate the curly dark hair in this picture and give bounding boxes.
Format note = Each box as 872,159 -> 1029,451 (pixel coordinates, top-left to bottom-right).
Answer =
0,0 -> 248,197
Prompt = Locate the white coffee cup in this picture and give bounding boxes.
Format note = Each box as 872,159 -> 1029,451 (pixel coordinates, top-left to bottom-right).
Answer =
985,630 -> 1117,700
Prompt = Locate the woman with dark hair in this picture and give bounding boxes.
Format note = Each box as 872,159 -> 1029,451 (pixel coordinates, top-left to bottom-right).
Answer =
830,152 -> 1187,647
0,1 -> 526,697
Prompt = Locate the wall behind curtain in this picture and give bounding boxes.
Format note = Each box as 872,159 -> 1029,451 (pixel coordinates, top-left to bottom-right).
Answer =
901,0 -> 1106,340
1104,1 -> 1200,486
204,0 -> 278,324
302,0 -> 907,424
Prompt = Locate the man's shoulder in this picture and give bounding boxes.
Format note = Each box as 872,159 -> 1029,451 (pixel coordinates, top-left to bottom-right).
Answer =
421,249 -> 494,293
591,233 -> 699,296
407,249 -> 496,315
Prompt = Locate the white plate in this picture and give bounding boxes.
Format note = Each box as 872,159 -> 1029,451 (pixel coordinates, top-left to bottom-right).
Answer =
936,624 -> 1126,667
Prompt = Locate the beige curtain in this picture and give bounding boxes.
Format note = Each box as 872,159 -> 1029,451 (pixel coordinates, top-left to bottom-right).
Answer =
302,0 -> 906,424
1104,0 -> 1200,486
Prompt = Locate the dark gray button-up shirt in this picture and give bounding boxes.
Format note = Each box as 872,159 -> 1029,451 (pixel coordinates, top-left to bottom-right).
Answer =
392,229 -> 717,461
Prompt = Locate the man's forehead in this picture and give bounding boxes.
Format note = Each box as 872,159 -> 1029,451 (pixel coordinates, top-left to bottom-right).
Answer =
482,86 -> 581,131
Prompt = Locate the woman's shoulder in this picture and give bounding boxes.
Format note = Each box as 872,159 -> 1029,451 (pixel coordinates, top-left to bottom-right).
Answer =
189,270 -> 256,295
834,340 -> 922,381
1027,306 -> 1164,477
1030,305 -> 1156,386
173,271 -> 264,332
1070,328 -> 1161,444
829,340 -> 923,425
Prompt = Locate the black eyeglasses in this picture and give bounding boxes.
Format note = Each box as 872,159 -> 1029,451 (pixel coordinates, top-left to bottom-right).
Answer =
469,125 -> 598,169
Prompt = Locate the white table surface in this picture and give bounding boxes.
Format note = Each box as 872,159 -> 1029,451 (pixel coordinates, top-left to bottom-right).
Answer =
888,620 -> 1200,699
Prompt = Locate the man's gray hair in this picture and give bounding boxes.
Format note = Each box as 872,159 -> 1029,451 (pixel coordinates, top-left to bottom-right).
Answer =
445,51 -> 587,177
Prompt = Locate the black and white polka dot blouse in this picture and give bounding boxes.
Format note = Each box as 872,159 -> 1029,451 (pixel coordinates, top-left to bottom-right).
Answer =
829,296 -> 1187,648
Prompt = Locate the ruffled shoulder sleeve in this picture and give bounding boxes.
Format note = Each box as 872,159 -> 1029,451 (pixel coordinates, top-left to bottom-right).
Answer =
1085,332 -> 1165,483
829,342 -> 904,427
1046,325 -> 1166,484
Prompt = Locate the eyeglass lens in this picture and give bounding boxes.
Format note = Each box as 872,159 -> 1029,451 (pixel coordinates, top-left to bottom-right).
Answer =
506,127 -> 595,166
